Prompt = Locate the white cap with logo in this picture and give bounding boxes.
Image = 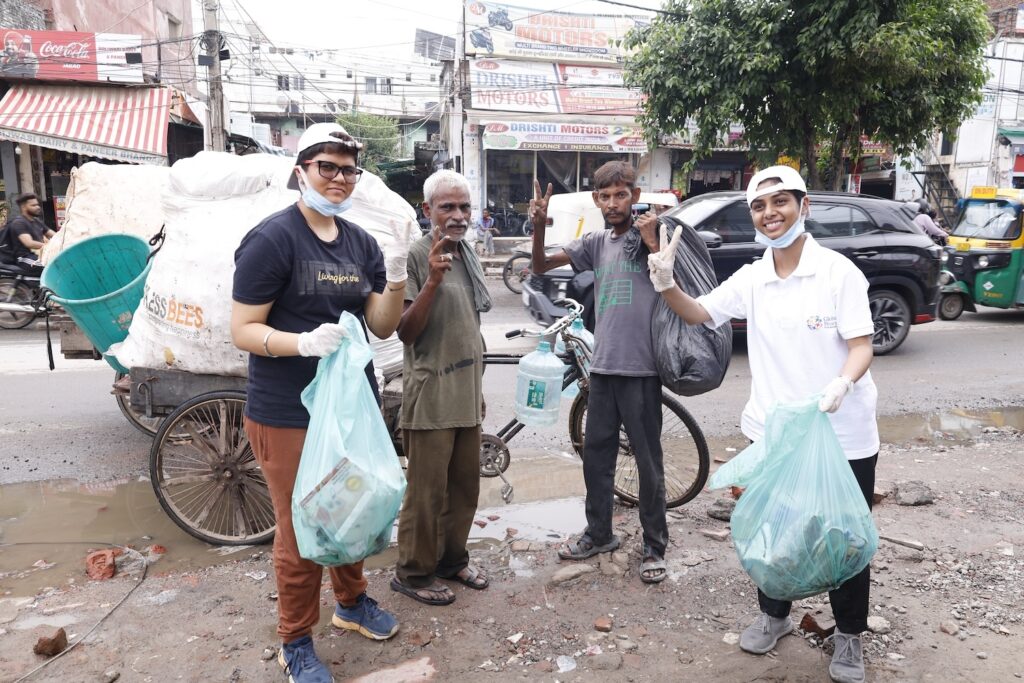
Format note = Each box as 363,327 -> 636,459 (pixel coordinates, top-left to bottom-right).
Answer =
287,122 -> 362,190
746,165 -> 807,206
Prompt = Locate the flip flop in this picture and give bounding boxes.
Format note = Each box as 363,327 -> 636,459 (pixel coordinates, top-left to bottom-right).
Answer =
558,534 -> 621,560
441,565 -> 489,590
389,577 -> 455,606
639,556 -> 667,584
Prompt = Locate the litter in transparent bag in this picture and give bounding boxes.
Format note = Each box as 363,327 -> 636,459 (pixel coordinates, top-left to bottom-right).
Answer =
292,312 -> 407,566
710,397 -> 878,601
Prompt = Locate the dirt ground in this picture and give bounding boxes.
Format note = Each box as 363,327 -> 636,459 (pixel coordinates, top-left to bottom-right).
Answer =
2,426 -> 1023,683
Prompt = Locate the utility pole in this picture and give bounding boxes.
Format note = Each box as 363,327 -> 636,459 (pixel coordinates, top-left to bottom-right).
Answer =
203,0 -> 227,151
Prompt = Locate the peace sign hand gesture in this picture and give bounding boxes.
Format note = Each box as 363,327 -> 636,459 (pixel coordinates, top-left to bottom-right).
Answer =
647,222 -> 682,293
384,216 -> 419,283
529,180 -> 553,232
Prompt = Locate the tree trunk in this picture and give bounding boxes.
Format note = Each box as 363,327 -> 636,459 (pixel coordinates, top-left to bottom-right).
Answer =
829,135 -> 847,192
804,130 -> 821,190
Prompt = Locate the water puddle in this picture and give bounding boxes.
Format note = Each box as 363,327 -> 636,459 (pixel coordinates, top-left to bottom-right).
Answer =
0,478 -> 257,598
2,408 -> 1019,597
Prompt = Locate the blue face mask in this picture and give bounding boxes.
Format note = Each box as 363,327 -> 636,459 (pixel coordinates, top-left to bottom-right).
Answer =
754,213 -> 806,249
298,168 -> 352,217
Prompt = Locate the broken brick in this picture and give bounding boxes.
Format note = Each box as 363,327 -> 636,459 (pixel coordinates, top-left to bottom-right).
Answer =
594,616 -> 613,632
33,628 -> 68,657
85,549 -> 117,580
799,612 -> 836,639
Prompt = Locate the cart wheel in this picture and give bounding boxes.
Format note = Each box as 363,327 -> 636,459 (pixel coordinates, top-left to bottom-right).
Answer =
150,391 -> 275,545
114,372 -> 164,437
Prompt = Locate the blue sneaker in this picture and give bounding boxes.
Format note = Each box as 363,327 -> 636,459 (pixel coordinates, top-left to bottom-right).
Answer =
278,635 -> 334,683
332,593 -> 399,640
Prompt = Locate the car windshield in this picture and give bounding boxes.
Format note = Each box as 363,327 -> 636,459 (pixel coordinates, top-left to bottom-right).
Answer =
669,195 -> 735,227
952,200 -> 1022,240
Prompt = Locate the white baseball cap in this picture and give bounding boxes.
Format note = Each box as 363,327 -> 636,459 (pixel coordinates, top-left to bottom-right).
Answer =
746,165 -> 807,206
288,122 -> 363,190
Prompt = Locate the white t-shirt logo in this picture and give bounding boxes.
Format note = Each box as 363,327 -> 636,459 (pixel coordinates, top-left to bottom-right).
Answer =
806,315 -> 837,330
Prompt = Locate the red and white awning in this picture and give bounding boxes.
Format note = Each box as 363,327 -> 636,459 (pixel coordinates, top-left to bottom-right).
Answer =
0,85 -> 171,165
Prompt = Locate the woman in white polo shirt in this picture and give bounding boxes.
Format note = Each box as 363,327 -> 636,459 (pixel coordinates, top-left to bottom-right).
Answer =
643,165 -> 877,683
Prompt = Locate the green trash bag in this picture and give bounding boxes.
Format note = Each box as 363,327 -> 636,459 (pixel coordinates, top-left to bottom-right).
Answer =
292,312 -> 406,566
710,397 -> 878,601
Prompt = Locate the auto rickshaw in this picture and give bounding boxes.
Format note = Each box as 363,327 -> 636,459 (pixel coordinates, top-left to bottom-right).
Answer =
938,186 -> 1024,320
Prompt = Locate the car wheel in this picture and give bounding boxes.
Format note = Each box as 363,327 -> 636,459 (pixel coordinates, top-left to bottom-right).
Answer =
869,289 -> 911,355
938,293 -> 965,321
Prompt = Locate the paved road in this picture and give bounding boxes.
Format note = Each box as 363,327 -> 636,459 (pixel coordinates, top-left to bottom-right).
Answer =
1,283 -> 1022,485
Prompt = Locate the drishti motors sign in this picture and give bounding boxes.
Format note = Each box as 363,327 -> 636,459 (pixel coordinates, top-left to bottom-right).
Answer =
464,1 -> 649,65
0,29 -> 143,83
482,120 -> 646,153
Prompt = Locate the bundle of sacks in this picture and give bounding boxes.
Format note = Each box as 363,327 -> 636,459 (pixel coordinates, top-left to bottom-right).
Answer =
106,151 -> 412,379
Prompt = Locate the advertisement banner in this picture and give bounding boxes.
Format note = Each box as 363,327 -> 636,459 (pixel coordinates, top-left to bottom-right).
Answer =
469,58 -> 642,115
0,28 -> 143,83
481,120 -> 646,153
464,1 -> 648,65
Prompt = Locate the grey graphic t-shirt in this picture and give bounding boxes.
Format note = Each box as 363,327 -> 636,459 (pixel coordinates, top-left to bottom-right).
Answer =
564,229 -> 658,376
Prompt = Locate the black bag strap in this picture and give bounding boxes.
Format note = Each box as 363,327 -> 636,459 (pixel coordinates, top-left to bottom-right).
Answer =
147,225 -> 166,263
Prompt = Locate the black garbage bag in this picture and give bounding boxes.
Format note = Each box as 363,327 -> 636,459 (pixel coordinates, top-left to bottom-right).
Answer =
624,217 -> 732,396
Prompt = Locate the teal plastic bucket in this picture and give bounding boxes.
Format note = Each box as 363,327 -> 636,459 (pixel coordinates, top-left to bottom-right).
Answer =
41,234 -> 152,373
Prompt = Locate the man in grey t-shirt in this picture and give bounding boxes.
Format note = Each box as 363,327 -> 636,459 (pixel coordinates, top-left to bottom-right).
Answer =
529,161 -> 670,584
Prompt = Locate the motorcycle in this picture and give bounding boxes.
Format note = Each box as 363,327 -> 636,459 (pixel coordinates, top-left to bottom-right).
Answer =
488,7 -> 513,31
0,262 -> 43,329
470,28 -> 494,53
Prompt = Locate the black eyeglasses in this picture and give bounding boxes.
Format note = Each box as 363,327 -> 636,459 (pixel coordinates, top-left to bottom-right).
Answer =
303,160 -> 363,184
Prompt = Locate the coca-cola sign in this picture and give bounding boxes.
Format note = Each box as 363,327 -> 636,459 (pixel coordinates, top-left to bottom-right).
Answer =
39,40 -> 91,60
0,28 -> 142,83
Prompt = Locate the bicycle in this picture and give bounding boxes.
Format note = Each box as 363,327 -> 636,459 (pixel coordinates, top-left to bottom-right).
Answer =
0,263 -> 42,329
380,298 -> 710,507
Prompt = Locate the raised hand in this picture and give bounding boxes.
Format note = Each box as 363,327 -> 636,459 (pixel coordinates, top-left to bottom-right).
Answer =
635,211 -> 660,251
528,180 -> 553,231
647,222 -> 682,293
426,227 -> 454,286
384,217 -> 418,283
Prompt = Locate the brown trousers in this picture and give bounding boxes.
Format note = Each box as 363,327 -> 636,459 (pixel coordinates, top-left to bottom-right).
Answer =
396,426 -> 481,588
245,418 -> 367,643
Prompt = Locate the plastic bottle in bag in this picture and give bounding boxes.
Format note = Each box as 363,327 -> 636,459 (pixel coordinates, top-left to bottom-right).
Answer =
554,319 -> 593,399
515,341 -> 563,426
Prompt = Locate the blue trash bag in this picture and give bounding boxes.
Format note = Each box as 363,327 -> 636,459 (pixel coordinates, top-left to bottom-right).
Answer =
712,397 -> 879,601
292,312 -> 407,566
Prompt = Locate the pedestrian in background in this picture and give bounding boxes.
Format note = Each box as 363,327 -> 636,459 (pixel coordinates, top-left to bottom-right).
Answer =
475,208 -> 498,256
391,169 -> 492,606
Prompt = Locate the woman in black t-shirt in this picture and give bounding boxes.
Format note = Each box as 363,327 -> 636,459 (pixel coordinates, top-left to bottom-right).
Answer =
231,123 -> 414,683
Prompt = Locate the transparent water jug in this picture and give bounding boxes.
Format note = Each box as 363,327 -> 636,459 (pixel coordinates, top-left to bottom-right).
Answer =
554,319 -> 594,399
515,341 -> 564,426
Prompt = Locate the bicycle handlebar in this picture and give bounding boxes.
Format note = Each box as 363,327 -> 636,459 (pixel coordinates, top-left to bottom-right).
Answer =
503,298 -> 584,340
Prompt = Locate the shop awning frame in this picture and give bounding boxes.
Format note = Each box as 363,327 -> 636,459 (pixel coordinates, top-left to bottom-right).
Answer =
0,85 -> 171,165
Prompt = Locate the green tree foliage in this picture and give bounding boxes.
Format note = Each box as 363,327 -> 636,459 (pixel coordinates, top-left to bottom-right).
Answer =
624,0 -> 991,189
335,111 -> 401,176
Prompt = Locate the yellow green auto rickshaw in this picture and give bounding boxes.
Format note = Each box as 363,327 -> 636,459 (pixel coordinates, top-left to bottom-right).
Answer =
939,186 -> 1024,320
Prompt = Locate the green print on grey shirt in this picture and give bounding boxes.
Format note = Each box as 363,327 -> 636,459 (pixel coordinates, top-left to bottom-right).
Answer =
563,229 -> 659,377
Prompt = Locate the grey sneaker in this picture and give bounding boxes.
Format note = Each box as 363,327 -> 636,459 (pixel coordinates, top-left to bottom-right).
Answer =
826,631 -> 865,683
739,612 -> 793,654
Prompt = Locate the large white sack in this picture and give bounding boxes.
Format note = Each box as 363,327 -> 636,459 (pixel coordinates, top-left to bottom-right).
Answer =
40,162 -> 170,264
110,151 -> 415,378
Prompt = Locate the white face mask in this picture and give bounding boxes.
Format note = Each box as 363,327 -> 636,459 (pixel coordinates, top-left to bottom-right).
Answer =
297,167 -> 352,217
755,213 -> 806,249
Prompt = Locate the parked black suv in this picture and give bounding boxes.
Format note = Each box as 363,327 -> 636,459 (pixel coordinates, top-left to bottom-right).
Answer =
521,191 -> 942,355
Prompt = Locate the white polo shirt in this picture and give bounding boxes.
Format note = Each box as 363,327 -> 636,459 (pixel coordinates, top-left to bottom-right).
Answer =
697,235 -> 879,459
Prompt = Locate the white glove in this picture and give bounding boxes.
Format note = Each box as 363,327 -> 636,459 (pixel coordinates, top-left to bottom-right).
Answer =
819,376 -> 855,413
647,223 -> 683,293
384,218 -> 418,283
297,323 -> 347,358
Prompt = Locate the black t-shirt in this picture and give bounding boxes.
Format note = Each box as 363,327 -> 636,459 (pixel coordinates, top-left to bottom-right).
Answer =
233,204 -> 386,428
2,215 -> 48,261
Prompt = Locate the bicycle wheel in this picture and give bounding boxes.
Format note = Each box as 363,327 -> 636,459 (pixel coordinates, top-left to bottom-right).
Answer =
150,391 -> 275,545
0,278 -> 35,330
568,389 -> 709,508
502,255 -> 531,294
114,372 -> 164,437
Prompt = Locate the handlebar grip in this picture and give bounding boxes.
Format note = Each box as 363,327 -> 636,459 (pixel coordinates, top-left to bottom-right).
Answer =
505,330 -> 523,339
